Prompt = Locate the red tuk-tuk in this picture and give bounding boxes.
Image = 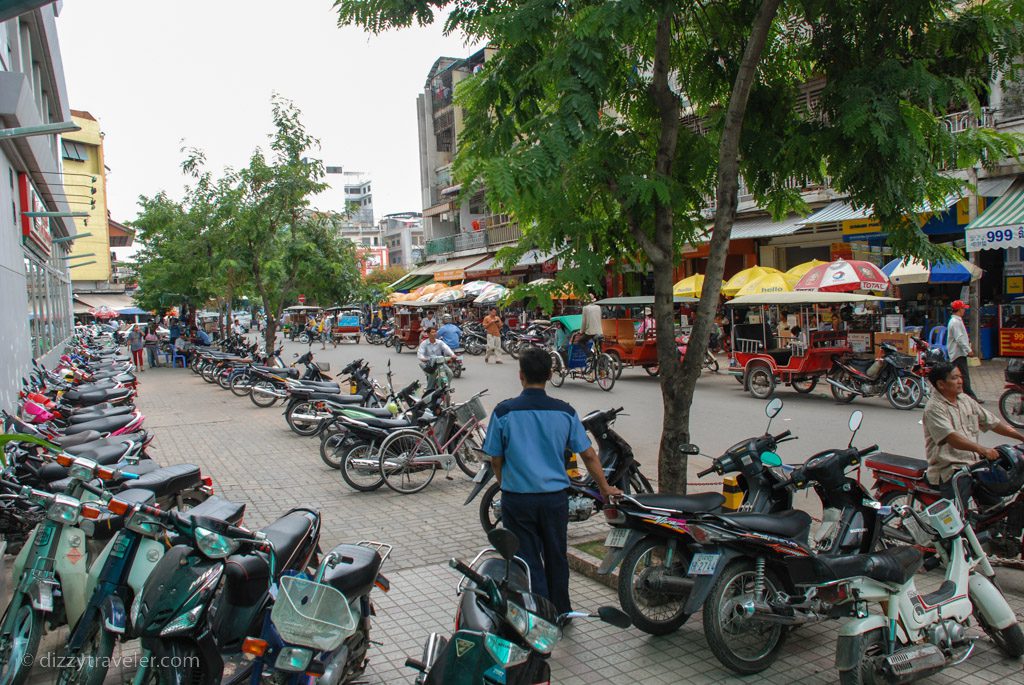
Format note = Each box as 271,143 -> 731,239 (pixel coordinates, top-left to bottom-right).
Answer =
726,292 -> 894,399
326,307 -> 363,344
392,301 -> 445,354
594,295 -> 699,377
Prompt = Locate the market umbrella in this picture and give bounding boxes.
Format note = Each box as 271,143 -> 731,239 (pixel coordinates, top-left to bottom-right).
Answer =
785,259 -> 828,280
722,266 -> 782,297
89,306 -> 119,320
881,257 -> 982,285
794,258 -> 889,292
474,284 -> 509,304
418,283 -> 447,295
461,280 -> 494,296
432,288 -> 467,304
673,274 -> 707,297
733,271 -> 800,297
528,278 -> 555,286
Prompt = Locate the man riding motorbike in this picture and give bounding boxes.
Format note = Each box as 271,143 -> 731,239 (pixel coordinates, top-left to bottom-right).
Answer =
417,326 -> 457,391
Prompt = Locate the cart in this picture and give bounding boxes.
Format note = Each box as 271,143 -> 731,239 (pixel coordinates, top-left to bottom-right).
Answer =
327,307 -> 363,344
594,295 -> 698,378
392,301 -> 445,354
726,292 -> 895,400
283,305 -> 322,341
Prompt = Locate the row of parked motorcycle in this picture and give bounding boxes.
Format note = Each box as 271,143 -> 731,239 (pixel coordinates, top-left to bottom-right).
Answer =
0,332 -> 640,684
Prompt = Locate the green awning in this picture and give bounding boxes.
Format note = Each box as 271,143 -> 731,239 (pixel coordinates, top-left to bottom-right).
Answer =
965,179 -> 1024,252
389,273 -> 434,292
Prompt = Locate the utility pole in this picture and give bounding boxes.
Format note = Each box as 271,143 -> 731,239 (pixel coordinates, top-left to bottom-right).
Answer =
967,166 -> 981,355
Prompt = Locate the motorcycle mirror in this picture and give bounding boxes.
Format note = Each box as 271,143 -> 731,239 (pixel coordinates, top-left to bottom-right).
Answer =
848,410 -> 863,447
487,528 -> 519,561
678,443 -> 700,455
595,606 -> 632,629
765,398 -> 783,419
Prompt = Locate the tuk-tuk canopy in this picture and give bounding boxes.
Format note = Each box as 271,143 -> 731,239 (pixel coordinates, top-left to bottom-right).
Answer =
595,296 -> 699,306
726,292 -> 898,306
551,314 -> 583,333
285,305 -> 323,312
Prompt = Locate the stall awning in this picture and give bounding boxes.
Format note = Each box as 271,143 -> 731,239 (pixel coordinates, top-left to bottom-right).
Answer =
74,293 -> 135,310
729,214 -> 805,239
433,255 -> 491,282
465,249 -> 559,278
966,179 -> 1024,252
797,201 -> 873,226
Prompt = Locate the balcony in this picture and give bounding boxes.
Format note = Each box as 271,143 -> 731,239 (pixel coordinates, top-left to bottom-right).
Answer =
426,235 -> 455,256
486,219 -> 522,246
425,217 -> 523,258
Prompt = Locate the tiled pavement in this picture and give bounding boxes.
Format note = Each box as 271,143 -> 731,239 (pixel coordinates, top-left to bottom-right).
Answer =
20,359 -> 1024,683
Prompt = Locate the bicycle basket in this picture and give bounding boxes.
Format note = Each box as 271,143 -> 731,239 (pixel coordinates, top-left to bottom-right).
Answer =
455,396 -> 487,424
891,354 -> 916,370
270,576 -> 356,652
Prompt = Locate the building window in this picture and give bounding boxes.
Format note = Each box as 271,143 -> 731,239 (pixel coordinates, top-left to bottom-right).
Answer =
61,140 -> 89,162
25,249 -> 71,358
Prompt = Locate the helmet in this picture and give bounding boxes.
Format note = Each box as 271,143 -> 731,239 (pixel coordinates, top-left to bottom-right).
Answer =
442,314 -> 452,323
972,445 -> 1024,498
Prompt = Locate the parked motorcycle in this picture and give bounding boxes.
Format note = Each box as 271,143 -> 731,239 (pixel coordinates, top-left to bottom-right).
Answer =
826,342 -> 924,409
469,407 -> 654,532
405,528 -> 630,684
798,496 -> 1024,684
999,358 -> 1024,428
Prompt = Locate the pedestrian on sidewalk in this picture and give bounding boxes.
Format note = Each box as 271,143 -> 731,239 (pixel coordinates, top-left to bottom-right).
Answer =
127,325 -> 145,373
483,307 -> 503,364
144,327 -> 160,368
482,348 -> 622,618
947,300 -> 981,403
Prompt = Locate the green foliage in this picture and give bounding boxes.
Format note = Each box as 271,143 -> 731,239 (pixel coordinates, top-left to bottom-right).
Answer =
130,96 -> 366,347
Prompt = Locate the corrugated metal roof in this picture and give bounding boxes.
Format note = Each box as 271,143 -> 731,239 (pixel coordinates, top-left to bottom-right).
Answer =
796,201 -> 872,226
729,214 -> 806,239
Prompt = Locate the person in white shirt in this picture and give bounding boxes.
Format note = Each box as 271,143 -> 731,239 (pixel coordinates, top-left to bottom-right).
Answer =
578,294 -> 603,350
417,327 -> 456,391
946,300 -> 981,402
421,313 -> 437,331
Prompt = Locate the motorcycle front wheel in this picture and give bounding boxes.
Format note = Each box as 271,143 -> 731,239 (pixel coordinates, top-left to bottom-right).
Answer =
886,376 -> 921,410
618,537 -> 692,635
999,388 -> 1024,429
828,369 -> 857,404
55,622 -> 115,685
229,372 -> 252,397
0,601 -> 43,685
703,559 -> 787,675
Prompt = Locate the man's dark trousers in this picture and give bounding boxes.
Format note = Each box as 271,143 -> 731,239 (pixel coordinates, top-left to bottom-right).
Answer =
500,490 -> 571,614
952,355 -> 978,400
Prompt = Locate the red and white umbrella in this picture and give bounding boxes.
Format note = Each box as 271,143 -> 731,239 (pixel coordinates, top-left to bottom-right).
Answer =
89,305 -> 119,320
794,259 -> 889,292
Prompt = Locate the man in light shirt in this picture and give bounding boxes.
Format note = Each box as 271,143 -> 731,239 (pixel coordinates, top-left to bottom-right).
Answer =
946,300 -> 980,403
578,293 -> 603,349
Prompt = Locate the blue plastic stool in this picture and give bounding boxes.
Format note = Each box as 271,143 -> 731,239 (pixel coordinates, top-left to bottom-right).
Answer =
927,326 -> 948,358
171,352 -> 188,368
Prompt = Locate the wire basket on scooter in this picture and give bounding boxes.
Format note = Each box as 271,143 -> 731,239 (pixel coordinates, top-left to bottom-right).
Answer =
271,575 -> 357,652
455,396 -> 487,424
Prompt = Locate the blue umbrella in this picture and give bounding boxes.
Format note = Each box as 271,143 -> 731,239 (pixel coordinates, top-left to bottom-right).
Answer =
117,307 -> 150,316
880,258 -> 981,285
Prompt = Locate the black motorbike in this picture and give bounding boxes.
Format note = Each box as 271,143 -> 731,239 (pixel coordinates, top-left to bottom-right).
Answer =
468,407 -> 654,532
597,398 -> 797,636
249,350 -> 332,409
406,528 -> 630,685
826,342 -> 924,410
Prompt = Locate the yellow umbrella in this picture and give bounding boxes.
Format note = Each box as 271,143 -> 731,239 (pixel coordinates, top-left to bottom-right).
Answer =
785,259 -> 827,280
721,266 -> 781,297
673,274 -> 706,297
733,271 -> 800,297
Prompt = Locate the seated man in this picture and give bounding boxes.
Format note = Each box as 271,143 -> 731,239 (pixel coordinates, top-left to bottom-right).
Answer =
437,314 -> 463,350
173,334 -> 193,364
924,362 -> 1024,509
195,327 -> 212,346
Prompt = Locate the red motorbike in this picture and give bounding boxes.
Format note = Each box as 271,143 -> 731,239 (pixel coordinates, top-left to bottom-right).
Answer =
999,359 -> 1024,429
866,450 -> 1024,558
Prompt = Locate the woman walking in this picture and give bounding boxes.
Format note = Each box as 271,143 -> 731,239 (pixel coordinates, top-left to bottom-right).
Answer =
127,324 -> 145,373
144,326 -> 160,369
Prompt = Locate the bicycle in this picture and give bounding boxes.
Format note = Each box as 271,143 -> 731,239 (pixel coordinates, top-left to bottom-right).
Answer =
372,390 -> 490,494
550,336 -> 615,391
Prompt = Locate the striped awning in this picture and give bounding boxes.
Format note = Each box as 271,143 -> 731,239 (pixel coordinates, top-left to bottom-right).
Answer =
966,179 -> 1024,252
797,201 -> 873,226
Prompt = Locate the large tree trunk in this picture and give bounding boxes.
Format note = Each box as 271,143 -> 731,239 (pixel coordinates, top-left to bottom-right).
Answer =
655,0 -> 782,494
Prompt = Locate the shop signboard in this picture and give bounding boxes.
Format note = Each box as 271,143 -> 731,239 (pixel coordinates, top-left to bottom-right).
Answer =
1007,275 -> 1024,295
18,173 -> 51,257
848,332 -> 872,353
841,217 -> 882,235
1000,328 -> 1024,357
966,226 -> 1024,253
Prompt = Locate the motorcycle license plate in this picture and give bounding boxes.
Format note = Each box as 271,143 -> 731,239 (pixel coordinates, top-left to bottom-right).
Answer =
604,529 -> 630,548
687,553 -> 721,576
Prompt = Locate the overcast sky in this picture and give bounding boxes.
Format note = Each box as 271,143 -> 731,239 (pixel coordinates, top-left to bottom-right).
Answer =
56,0 -> 476,224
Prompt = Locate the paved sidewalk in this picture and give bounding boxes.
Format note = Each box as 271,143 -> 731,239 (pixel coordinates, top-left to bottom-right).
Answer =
20,362 -> 1024,683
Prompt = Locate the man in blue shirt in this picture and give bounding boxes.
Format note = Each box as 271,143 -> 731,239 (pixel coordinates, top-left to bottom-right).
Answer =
195,327 -> 212,346
437,314 -> 462,350
483,347 -> 621,617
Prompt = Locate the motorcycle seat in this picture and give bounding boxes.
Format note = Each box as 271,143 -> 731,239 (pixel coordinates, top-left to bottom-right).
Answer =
52,430 -> 103,448
252,365 -> 297,377
130,463 -> 202,499
65,389 -> 134,406
846,358 -> 875,372
458,556 -> 532,633
791,546 -> 923,586
89,488 -> 157,541
63,414 -> 138,436
355,416 -> 415,429
294,382 -> 341,392
64,401 -> 126,416
339,406 -> 396,419
65,432 -> 147,456
321,543 -> 383,599
224,510 -> 321,606
174,495 -> 246,527
323,395 -> 366,407
65,406 -> 135,424
632,492 -> 726,513
46,460 -> 162,495
864,453 -> 927,480
717,509 -> 812,542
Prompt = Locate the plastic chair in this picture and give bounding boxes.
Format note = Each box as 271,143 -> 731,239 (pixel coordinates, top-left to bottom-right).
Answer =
160,349 -> 173,365
927,326 -> 948,358
171,351 -> 188,368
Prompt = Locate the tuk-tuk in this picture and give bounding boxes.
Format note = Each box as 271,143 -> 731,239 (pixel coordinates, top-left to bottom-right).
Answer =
282,305 -> 322,340
594,295 -> 699,377
326,306 -> 363,344
726,291 -> 895,399
393,301 -> 445,354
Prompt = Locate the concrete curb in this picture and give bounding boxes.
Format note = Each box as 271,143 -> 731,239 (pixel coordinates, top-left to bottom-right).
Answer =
568,542 -> 617,590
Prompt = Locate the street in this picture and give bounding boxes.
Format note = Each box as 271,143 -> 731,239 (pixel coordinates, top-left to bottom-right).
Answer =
24,337 -> 1024,684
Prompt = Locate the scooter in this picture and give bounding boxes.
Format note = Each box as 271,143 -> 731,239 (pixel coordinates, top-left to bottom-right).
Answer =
800,493 -> 1024,684
405,528 -> 631,684
826,342 -> 925,410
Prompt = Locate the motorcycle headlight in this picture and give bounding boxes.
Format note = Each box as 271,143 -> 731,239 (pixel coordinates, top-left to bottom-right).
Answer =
505,601 -> 560,654
160,604 -> 204,636
68,463 -> 95,481
274,646 -> 313,672
484,633 -> 529,667
194,527 -> 240,559
46,497 -> 80,524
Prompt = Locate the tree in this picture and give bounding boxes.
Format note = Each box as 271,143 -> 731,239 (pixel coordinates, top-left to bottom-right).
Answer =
336,0 -> 1024,493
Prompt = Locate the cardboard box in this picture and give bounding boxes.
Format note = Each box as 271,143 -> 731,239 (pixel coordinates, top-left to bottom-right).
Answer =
873,332 -> 913,355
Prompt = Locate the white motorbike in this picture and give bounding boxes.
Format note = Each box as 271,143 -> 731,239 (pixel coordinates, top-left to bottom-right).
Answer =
796,492 -> 1024,684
